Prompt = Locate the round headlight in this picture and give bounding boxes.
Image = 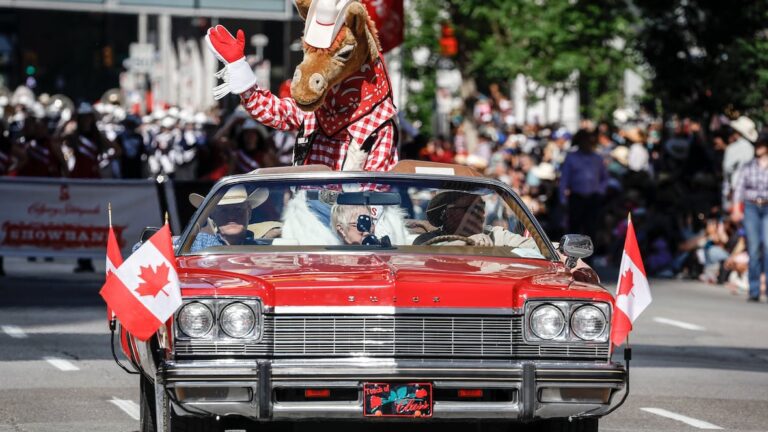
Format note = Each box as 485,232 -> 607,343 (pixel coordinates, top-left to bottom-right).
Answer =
220,302 -> 256,338
178,302 -> 213,338
530,304 -> 565,340
571,305 -> 606,341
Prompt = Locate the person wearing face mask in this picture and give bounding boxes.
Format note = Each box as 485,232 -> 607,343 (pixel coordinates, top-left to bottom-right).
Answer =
331,205 -> 383,245
731,135 -> 768,302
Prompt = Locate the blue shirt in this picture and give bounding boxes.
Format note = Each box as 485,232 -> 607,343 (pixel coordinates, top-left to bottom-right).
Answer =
190,232 -> 259,253
559,150 -> 608,203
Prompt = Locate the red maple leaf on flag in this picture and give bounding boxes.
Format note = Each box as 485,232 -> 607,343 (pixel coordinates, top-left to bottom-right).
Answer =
135,263 -> 170,297
617,267 -> 634,297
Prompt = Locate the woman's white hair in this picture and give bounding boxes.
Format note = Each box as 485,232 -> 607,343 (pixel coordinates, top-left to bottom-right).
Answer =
330,205 -> 370,230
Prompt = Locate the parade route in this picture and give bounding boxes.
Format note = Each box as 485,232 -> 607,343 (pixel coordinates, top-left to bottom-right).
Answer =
1,257 -> 767,431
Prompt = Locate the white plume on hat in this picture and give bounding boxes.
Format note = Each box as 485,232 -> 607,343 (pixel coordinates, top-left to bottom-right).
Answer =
730,116 -> 758,143
303,0 -> 355,49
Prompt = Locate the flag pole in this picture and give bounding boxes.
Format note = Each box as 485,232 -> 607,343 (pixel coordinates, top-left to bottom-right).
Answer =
108,202 -> 115,326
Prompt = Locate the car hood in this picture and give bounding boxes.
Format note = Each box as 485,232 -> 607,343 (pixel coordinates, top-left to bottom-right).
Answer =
177,252 -> 610,310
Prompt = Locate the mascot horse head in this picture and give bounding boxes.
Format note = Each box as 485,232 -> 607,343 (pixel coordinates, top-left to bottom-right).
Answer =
291,0 -> 382,112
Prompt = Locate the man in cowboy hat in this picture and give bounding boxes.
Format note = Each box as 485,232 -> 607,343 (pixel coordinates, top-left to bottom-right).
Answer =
189,185 -> 273,252
723,116 -> 756,210
413,191 -> 539,255
731,134 -> 768,302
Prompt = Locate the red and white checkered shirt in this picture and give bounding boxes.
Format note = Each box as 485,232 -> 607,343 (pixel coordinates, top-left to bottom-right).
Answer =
241,86 -> 398,172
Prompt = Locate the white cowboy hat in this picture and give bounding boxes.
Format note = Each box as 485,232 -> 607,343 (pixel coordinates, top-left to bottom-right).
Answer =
189,185 -> 269,209
531,162 -> 556,181
730,116 -> 758,142
161,116 -> 177,129
303,0 -> 355,49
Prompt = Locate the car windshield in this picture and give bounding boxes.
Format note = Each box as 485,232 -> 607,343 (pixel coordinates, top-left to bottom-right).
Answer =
178,176 -> 555,260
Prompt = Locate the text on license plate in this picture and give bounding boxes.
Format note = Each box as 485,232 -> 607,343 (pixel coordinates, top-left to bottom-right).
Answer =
363,382 -> 432,417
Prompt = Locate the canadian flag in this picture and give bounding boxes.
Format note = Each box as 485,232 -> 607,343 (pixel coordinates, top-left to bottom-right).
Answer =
106,225 -> 123,322
611,215 -> 652,347
100,224 -> 182,341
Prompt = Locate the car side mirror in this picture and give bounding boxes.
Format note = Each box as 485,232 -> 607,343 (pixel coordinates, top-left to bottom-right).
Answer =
140,227 -> 161,244
558,234 -> 593,269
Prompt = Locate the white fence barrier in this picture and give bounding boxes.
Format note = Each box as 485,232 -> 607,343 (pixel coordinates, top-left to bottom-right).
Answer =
0,178 -> 164,258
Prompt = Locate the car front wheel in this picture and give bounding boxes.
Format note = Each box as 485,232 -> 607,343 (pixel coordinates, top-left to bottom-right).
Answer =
139,374 -> 220,432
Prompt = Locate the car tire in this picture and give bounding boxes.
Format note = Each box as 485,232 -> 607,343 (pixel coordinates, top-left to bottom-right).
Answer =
139,375 -> 157,432
139,374 -> 220,432
533,418 -> 599,432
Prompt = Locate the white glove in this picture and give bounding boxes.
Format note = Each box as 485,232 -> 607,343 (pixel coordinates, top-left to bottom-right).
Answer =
205,25 -> 257,99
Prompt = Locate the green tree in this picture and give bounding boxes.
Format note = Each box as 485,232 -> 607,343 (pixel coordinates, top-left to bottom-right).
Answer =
402,0 -> 636,123
634,0 -> 768,121
401,0 -> 442,129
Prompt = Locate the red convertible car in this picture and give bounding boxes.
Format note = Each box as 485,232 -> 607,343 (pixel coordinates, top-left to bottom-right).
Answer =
119,161 -> 627,432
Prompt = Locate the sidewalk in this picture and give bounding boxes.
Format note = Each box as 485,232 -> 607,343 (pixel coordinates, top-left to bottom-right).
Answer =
1,256 -> 106,278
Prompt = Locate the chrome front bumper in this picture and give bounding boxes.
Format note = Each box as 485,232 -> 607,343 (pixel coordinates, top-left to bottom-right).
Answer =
160,358 -> 626,421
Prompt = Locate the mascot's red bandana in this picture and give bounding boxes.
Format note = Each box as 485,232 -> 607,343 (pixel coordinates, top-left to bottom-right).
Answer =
315,54 -> 392,137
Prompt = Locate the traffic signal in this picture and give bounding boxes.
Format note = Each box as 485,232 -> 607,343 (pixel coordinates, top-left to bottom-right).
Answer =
440,23 -> 458,57
103,46 -> 114,68
25,65 -> 36,75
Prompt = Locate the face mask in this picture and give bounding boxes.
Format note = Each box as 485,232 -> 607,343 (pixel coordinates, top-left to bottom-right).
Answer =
354,214 -> 390,247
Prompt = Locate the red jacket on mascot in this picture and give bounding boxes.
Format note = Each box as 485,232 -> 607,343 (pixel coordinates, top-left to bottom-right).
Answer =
206,0 -> 398,172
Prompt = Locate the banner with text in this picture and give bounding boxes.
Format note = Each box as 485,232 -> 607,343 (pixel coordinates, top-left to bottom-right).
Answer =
0,178 -> 163,258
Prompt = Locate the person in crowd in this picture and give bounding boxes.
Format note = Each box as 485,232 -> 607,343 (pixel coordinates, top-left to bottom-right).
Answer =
559,129 -> 608,243
61,102 -> 117,179
731,135 -> 768,302
213,113 -> 278,174
146,116 -> 183,179
115,115 -> 145,179
233,119 -> 278,173
722,116 -> 756,209
0,121 -> 13,176
14,107 -> 65,177
173,117 -> 204,181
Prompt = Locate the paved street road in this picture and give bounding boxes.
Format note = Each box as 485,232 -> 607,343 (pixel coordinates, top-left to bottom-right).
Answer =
1,257 -> 767,431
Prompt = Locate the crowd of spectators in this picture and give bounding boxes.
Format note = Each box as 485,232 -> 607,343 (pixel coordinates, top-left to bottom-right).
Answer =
402,92 -> 765,298
0,84 -> 765,298
0,87 -> 292,182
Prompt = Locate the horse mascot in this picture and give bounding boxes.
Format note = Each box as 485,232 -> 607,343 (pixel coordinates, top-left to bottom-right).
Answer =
206,0 -> 398,172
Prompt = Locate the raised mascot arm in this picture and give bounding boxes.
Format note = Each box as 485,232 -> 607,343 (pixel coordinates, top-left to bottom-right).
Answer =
205,25 -> 304,132
205,25 -> 257,99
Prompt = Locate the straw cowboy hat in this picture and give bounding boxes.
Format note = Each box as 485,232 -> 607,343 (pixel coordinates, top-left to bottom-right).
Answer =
730,116 -> 758,142
623,127 -> 646,144
189,184 -> 269,209
611,146 -> 630,167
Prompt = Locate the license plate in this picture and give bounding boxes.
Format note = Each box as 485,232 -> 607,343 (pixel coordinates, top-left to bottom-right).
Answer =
363,382 -> 432,417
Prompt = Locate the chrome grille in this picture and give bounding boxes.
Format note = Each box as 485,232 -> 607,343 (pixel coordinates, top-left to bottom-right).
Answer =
175,315 -> 609,360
